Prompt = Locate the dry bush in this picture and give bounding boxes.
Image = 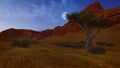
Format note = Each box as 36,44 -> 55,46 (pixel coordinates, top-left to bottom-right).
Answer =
53,41 -> 88,49
96,41 -> 114,47
105,43 -> 114,47
87,46 -> 106,54
10,38 -> 37,48
96,41 -> 106,46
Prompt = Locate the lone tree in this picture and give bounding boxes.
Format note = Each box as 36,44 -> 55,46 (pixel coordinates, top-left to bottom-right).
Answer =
66,12 -> 110,48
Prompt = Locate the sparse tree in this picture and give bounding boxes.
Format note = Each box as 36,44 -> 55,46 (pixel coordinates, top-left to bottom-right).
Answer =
66,12 -> 111,48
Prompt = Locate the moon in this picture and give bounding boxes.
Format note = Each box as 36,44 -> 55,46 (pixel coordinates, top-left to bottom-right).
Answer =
62,12 -> 67,20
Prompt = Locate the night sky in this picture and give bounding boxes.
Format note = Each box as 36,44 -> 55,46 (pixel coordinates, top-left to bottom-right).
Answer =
0,0 -> 120,32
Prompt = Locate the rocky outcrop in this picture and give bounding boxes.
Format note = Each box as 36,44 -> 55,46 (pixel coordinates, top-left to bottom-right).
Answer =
82,1 -> 104,13
95,7 -> 120,25
82,1 -> 120,25
0,28 -> 54,40
0,28 -> 38,39
52,23 -> 81,35
0,23 -> 81,40
34,29 -> 53,39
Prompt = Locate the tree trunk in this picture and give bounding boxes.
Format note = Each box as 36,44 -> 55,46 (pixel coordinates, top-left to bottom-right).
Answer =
85,37 -> 91,48
85,34 -> 96,48
85,28 -> 101,48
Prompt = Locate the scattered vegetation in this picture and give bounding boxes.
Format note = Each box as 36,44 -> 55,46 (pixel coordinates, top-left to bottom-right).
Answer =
0,40 -> 119,68
87,46 -> 106,54
53,41 -> 109,54
96,41 -> 106,46
10,38 -> 37,48
96,41 -> 114,47
105,43 -> 114,47
53,41 -> 93,49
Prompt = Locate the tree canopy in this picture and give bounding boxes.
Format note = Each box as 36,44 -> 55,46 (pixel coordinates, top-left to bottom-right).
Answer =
66,12 -> 110,29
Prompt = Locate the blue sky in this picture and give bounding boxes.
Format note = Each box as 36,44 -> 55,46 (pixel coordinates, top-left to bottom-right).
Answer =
0,0 -> 120,32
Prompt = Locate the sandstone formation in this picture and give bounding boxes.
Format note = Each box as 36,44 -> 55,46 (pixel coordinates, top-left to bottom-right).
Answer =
82,1 -> 104,13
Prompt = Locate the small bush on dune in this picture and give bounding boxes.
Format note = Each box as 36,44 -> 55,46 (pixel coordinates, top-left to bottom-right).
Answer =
96,41 -> 106,46
54,41 -> 91,49
74,41 -> 86,49
96,41 -> 114,47
10,38 -> 37,48
105,43 -> 114,47
11,39 -> 30,48
87,46 -> 106,54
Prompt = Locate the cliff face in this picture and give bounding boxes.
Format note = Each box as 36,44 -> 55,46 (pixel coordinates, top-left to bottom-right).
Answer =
82,1 -> 104,13
0,23 -> 81,40
0,28 -> 38,39
0,1 -> 120,40
95,7 -> 120,25
82,1 -> 120,25
52,23 -> 81,35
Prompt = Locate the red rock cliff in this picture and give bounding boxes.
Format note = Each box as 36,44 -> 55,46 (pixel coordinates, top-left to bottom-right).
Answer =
82,1 -> 104,13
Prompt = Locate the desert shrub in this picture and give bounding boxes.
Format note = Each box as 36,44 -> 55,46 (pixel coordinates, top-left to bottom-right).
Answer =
96,41 -> 114,47
53,42 -> 70,47
66,41 -> 71,44
96,41 -> 106,46
73,41 -> 86,49
53,41 -> 88,49
10,38 -> 37,48
76,41 -> 86,45
105,43 -> 114,47
87,46 -> 106,54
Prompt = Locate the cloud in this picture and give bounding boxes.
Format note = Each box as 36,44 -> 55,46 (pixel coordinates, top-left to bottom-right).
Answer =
0,0 -> 58,30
